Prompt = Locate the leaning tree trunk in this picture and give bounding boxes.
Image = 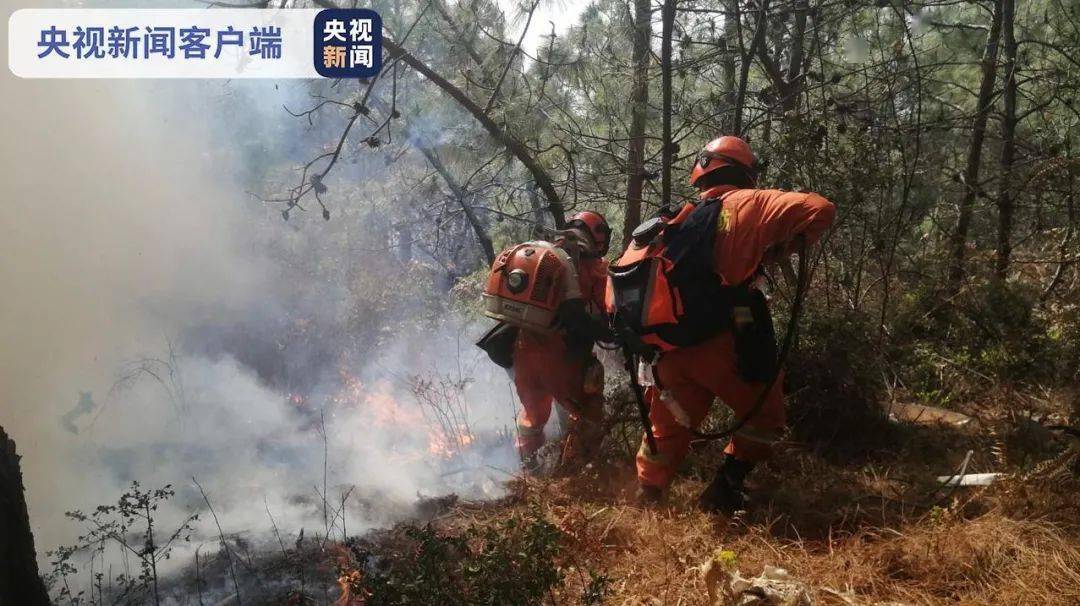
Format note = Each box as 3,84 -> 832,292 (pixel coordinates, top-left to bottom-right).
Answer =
947,0 -> 1005,291
417,146 -> 496,264
368,96 -> 496,264
622,0 -> 652,246
1,425 -> 51,605
382,37 -> 567,227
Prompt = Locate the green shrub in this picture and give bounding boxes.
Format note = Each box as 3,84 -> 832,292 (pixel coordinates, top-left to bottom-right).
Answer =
891,279 -> 1074,401
785,305 -> 895,460
345,508 -> 563,606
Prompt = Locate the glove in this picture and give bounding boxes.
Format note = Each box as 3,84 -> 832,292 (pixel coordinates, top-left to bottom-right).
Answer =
555,299 -> 617,357
616,324 -> 658,363
555,299 -> 616,342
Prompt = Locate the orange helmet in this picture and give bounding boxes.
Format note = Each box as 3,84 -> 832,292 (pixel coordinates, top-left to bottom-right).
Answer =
689,136 -> 759,188
568,210 -> 611,255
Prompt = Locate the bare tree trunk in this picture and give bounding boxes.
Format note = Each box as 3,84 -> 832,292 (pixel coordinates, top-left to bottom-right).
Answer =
721,0 -> 739,129
753,0 -> 806,184
785,0 -> 808,85
660,0 -> 677,208
623,0 -> 652,246
418,146 -> 497,264
781,0 -> 809,113
1041,176 -> 1074,301
734,0 -> 771,135
995,0 -> 1017,279
0,426 -> 51,606
528,183 -> 546,228
947,0 -> 1005,290
368,96 -> 495,264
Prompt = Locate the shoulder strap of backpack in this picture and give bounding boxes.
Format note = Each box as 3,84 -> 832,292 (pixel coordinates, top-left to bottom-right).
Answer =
662,196 -> 726,265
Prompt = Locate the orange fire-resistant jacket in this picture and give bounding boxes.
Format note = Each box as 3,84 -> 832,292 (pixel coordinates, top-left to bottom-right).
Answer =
513,254 -> 608,458
635,184 -> 835,487
698,184 -> 835,284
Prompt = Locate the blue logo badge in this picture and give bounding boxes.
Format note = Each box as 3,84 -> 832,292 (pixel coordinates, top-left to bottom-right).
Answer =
313,8 -> 381,78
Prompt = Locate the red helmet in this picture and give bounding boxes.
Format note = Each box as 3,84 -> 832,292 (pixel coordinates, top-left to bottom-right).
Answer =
689,135 -> 759,187
568,210 -> 611,255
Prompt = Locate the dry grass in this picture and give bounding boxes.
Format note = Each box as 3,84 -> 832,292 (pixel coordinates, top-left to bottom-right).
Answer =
428,450 -> 1080,606
319,379 -> 1079,605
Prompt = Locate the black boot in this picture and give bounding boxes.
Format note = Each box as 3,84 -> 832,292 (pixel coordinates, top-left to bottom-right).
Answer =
698,455 -> 755,514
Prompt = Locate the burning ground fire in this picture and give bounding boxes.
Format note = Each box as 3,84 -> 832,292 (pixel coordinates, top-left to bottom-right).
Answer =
290,369 -> 481,462
427,424 -> 476,459
318,373 -> 483,605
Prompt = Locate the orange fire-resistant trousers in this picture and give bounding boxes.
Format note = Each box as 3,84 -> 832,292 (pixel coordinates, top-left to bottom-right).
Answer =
636,331 -> 785,489
513,329 -> 603,459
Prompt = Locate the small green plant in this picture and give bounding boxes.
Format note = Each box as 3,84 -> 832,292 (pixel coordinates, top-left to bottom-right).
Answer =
714,548 -> 738,570
46,482 -> 198,606
928,505 -> 948,526
580,569 -> 612,605
344,508 -> 563,606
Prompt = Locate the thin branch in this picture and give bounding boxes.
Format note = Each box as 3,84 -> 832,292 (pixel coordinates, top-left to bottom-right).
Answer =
192,477 -> 242,605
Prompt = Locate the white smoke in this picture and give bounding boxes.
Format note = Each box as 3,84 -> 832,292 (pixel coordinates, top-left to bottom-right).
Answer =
0,19 -> 520,596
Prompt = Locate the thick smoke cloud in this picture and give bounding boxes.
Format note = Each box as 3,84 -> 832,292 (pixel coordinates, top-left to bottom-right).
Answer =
0,72 -> 258,542
0,35 -> 519,586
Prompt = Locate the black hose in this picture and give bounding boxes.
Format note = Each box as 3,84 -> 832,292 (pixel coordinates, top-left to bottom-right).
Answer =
688,236 -> 809,442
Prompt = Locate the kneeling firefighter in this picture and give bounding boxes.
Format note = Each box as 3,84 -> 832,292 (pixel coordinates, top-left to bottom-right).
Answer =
478,211 -> 614,468
608,136 -> 835,512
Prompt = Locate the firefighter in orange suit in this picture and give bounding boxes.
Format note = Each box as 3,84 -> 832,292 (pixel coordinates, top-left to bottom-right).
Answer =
618,136 -> 835,512
488,211 -> 613,468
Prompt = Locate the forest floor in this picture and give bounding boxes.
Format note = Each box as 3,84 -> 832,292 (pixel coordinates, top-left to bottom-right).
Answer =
329,400 -> 1080,606
165,391 -> 1080,605
451,453 -> 1079,605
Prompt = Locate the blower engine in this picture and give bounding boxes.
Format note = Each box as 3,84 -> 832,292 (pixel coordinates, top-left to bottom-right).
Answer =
483,241 -> 581,332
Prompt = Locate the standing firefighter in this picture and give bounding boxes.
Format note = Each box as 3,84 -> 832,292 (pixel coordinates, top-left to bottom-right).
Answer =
608,136 -> 835,512
479,211 -> 613,469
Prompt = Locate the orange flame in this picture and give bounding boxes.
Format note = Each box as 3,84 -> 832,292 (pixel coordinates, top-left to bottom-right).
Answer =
328,371 -> 475,462
335,569 -> 365,605
427,425 -> 475,459
330,374 -> 423,423
328,543 -> 366,606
